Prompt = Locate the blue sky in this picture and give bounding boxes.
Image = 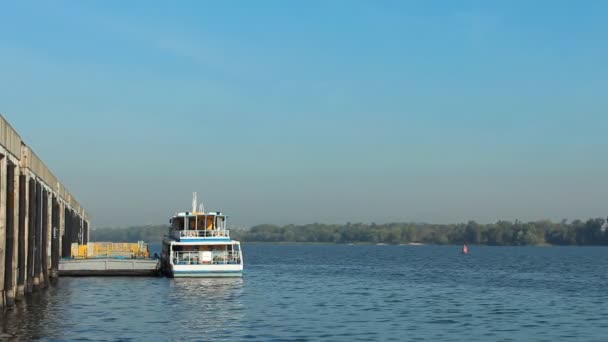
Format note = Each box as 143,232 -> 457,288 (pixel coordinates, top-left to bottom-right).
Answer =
1,1 -> 607,227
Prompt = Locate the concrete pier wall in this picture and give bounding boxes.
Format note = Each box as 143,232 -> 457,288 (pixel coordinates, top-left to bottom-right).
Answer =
0,114 -> 90,308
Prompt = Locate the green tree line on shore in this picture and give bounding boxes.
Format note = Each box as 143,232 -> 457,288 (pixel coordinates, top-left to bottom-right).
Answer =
91,218 -> 608,246
237,218 -> 608,245
91,225 -> 168,243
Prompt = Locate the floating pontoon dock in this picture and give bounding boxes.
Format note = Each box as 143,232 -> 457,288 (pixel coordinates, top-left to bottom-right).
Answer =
59,258 -> 160,276
58,241 -> 160,276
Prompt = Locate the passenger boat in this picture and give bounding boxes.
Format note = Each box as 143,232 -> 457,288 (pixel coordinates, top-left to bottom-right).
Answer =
161,194 -> 243,277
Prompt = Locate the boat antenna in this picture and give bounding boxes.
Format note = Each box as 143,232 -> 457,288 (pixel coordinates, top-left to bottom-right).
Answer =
192,192 -> 197,213
198,203 -> 204,214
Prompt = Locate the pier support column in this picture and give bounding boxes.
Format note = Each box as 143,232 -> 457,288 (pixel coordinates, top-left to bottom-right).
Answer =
32,181 -> 41,291
2,159 -> 18,306
26,178 -> 35,293
50,196 -> 59,279
10,164 -> 19,302
58,201 -> 64,260
83,219 -> 89,244
61,207 -> 68,258
3,161 -> 19,306
40,188 -> 49,287
0,154 -> 6,308
16,172 -> 27,299
78,214 -> 83,245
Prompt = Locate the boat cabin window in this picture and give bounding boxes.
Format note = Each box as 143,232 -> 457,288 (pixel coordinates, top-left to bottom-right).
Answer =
206,216 -> 215,230
172,245 -> 226,252
172,217 -> 185,230
196,215 -> 205,230
173,215 -> 226,231
216,216 -> 225,230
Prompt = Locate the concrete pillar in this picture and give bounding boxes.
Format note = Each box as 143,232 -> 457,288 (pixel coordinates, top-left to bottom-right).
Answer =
33,181 -> 41,291
47,193 -> 52,279
61,207 -> 68,258
82,219 -> 89,245
26,177 -> 35,293
10,163 -> 19,303
0,154 -> 6,308
87,220 -> 91,244
70,210 -> 73,252
78,214 -> 83,245
50,196 -> 59,278
58,201 -> 64,259
3,161 -> 18,306
40,188 -> 49,287
16,171 -> 27,299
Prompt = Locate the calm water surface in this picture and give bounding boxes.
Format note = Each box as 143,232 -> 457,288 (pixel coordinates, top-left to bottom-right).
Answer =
1,245 -> 607,341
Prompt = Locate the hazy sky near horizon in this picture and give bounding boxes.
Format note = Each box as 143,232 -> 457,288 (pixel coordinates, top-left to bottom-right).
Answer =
1,1 -> 607,228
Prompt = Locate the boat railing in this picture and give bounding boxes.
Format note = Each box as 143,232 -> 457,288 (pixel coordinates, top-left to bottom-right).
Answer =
172,251 -> 241,265
171,229 -> 230,239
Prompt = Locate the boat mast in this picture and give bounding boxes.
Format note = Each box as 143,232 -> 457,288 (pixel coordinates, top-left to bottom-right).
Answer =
192,192 -> 197,213
192,192 -> 206,214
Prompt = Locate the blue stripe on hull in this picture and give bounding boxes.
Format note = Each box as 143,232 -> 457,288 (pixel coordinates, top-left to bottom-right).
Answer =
169,270 -> 242,278
175,238 -> 233,242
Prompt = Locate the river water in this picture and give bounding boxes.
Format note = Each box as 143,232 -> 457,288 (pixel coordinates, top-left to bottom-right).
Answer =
1,244 -> 607,341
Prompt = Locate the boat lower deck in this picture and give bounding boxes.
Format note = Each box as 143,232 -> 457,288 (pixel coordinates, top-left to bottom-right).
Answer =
167,271 -> 242,278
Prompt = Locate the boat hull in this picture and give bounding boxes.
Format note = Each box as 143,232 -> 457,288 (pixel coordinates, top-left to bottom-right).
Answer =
166,264 -> 243,278
168,271 -> 242,278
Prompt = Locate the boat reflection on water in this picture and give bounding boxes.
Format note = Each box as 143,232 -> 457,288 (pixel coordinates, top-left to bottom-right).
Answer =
167,277 -> 245,331
169,277 -> 244,298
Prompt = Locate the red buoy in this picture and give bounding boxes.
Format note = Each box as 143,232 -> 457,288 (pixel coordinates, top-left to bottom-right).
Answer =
461,244 -> 469,254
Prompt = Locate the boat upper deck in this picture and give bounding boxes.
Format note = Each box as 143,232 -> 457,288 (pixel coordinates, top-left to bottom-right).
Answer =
169,211 -> 233,243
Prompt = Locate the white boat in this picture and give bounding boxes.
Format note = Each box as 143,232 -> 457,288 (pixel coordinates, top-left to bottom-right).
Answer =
161,194 -> 243,277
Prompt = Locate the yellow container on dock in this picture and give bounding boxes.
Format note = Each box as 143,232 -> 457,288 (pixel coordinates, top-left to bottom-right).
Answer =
70,241 -> 150,259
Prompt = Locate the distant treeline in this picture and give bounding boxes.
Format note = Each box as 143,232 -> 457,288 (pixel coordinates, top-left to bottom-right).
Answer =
91,225 -> 168,243
236,219 -> 608,245
91,218 -> 608,246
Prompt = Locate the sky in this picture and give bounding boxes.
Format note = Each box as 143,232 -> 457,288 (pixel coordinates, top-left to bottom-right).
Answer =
1,1 -> 607,228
